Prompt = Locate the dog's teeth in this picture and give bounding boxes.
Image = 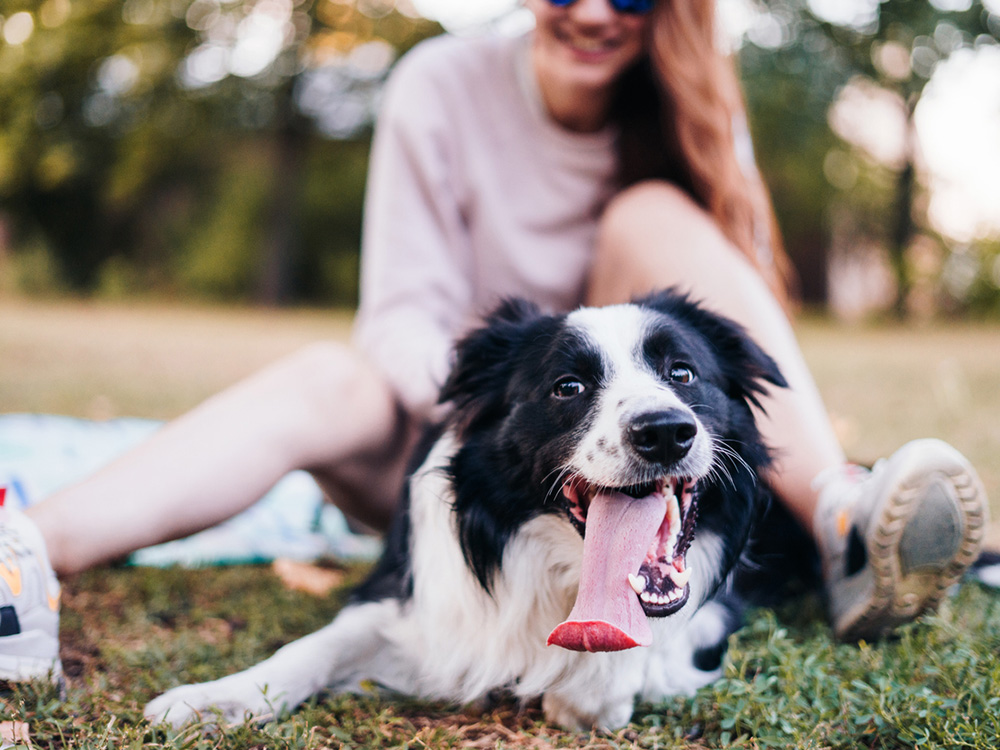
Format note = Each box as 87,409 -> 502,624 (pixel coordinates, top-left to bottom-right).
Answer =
665,529 -> 680,559
668,493 -> 681,537
628,573 -> 647,595
669,566 -> 692,589
640,591 -> 653,603
679,480 -> 693,514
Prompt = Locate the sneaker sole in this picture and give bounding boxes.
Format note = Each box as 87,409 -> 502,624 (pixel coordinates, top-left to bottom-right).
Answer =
836,440 -> 987,641
0,630 -> 62,683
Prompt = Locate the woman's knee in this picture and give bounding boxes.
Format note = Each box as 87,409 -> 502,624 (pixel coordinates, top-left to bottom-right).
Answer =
588,180 -> 749,306
603,179 -> 711,237
604,179 -> 702,223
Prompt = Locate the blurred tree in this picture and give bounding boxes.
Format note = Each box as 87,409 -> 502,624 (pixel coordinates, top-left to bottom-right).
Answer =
743,0 -> 1000,312
0,0 -> 440,304
0,0 -> 199,290
738,17 -> 851,303
960,238 -> 1000,316
3,0 -> 998,313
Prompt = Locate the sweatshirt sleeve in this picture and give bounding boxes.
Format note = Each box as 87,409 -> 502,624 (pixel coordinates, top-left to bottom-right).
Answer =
351,42 -> 474,420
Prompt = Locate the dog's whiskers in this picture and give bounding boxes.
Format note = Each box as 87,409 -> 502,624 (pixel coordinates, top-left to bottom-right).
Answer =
705,462 -> 736,491
542,464 -> 574,505
703,440 -> 736,490
710,439 -> 755,490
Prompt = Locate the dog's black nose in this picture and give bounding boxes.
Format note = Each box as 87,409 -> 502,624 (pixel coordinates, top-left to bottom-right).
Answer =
626,410 -> 697,466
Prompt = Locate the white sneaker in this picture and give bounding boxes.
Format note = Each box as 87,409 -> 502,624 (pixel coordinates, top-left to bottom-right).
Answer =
814,439 -> 988,641
0,503 -> 62,681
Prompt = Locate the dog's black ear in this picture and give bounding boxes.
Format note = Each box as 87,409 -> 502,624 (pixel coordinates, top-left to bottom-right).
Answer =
440,298 -> 544,432
638,288 -> 788,411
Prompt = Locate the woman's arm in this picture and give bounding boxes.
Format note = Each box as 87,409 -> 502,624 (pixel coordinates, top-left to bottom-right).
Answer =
352,41 -> 475,420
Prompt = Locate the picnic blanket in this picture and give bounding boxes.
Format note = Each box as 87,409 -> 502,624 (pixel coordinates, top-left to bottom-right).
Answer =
0,414 -> 382,567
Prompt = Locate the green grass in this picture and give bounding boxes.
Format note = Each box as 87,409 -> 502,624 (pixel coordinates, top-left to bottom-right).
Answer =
1,298 -> 999,748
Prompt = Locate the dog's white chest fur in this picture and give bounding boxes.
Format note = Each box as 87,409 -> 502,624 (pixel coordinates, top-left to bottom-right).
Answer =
394,433 -> 725,729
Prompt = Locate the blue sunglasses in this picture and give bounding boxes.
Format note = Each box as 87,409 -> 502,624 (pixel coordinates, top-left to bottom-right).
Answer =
546,0 -> 655,15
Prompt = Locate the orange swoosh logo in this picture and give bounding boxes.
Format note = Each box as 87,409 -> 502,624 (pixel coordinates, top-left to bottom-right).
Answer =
0,559 -> 22,597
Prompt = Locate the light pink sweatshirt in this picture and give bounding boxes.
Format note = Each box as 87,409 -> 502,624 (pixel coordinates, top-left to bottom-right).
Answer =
352,31 -> 619,420
352,30 -> 765,420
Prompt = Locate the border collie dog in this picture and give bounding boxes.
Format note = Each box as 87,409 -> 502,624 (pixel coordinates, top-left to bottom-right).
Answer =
146,289 -> 787,731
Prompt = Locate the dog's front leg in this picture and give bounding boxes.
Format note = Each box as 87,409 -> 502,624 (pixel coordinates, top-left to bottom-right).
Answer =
144,601 -> 398,728
541,690 -> 636,732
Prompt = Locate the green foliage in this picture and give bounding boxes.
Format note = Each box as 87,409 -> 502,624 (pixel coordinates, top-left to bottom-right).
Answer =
96,255 -> 145,299
175,147 -> 272,300
0,0 -> 440,303
943,239 -> 1000,316
2,0 -> 998,310
739,27 -> 848,300
298,138 -> 369,305
744,0 -> 1000,310
0,0 -> 201,288
1,238 -> 66,295
676,589 -> 1000,748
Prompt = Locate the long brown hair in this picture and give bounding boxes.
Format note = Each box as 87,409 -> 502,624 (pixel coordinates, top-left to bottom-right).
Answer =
611,0 -> 795,303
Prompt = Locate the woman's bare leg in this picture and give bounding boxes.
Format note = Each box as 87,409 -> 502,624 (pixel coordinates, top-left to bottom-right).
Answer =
585,181 -> 844,529
27,343 -> 414,576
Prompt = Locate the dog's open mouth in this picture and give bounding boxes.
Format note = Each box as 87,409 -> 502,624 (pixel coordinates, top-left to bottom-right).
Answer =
546,476 -> 698,653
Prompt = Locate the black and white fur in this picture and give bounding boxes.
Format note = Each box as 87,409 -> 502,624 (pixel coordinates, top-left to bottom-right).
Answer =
145,289 -> 787,731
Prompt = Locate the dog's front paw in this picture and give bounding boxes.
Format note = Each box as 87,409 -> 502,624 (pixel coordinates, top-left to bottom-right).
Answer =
542,692 -> 634,731
144,675 -> 282,728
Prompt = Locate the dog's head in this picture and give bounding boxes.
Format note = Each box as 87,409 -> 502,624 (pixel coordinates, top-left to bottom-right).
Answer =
441,289 -> 786,651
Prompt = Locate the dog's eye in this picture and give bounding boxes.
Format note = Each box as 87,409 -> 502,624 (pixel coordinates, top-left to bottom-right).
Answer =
669,364 -> 695,384
552,377 -> 586,399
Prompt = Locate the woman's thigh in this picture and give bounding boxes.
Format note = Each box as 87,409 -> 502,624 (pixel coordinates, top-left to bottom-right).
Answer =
586,181 -> 765,309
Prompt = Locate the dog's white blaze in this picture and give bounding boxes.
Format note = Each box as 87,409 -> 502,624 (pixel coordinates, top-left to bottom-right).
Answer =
564,305 -> 712,487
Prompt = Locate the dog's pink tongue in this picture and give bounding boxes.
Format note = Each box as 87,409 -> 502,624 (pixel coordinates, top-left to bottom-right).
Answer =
547,490 -> 666,652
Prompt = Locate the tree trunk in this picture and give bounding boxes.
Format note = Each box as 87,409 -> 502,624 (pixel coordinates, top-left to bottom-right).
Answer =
256,82 -> 307,306
889,99 -> 917,318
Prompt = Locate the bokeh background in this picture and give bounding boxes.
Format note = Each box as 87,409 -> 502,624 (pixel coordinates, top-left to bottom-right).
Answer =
1,0 -> 999,315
